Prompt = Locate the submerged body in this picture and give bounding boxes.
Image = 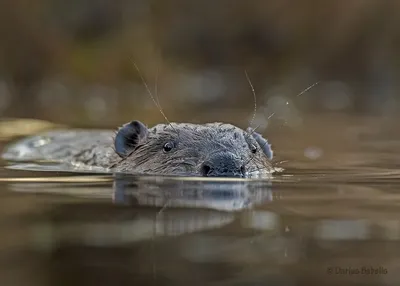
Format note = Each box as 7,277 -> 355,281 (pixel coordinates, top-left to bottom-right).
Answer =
2,120 -> 274,178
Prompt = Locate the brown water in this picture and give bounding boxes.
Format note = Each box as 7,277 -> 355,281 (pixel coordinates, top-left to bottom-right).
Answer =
1,114 -> 400,286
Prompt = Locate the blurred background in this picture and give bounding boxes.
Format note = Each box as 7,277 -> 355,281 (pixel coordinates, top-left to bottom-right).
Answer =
1,0 -> 400,129
3,2 -> 400,286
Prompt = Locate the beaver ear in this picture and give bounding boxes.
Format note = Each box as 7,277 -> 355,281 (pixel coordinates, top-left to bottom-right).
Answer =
247,128 -> 273,160
114,120 -> 148,158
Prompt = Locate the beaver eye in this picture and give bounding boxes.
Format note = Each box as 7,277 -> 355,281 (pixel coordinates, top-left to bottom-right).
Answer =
250,144 -> 257,154
163,142 -> 174,152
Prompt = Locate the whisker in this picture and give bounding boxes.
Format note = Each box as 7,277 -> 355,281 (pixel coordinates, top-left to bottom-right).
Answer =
247,124 -> 261,136
154,65 -> 161,109
296,81 -> 320,97
274,160 -> 289,165
131,60 -> 179,135
248,166 -> 272,174
244,70 -> 257,129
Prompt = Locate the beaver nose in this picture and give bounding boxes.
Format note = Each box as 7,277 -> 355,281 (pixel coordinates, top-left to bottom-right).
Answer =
201,153 -> 246,177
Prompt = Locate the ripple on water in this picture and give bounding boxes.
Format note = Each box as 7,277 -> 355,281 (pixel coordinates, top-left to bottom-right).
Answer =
2,115 -> 400,285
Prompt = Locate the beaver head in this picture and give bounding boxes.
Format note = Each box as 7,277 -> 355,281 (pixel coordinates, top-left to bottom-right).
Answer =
113,120 -> 274,178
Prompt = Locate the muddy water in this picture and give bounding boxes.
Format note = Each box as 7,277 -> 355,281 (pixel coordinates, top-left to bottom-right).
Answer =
1,115 -> 400,286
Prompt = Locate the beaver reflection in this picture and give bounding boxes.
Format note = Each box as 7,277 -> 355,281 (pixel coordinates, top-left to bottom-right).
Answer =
112,174 -> 274,212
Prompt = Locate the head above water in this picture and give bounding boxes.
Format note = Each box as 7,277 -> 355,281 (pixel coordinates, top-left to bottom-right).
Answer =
113,120 -> 274,178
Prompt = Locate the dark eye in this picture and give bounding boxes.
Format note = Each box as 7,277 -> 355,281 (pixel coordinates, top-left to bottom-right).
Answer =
163,142 -> 174,152
250,144 -> 257,154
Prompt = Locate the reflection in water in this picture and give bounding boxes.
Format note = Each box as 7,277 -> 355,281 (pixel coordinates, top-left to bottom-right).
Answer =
2,116 -> 400,285
112,174 -> 274,211
6,174 -> 274,241
3,171 -> 400,285
6,173 -> 274,211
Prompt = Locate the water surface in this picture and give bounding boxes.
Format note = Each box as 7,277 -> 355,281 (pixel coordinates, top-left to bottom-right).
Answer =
1,115 -> 400,286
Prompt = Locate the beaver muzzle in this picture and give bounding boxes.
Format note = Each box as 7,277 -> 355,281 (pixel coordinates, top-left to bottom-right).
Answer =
200,152 -> 246,177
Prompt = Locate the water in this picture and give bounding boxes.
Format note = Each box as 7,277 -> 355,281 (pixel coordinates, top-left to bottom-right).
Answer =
1,115 -> 400,286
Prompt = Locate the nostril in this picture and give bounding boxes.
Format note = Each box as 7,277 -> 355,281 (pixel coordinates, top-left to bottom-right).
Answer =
240,165 -> 246,175
201,164 -> 211,176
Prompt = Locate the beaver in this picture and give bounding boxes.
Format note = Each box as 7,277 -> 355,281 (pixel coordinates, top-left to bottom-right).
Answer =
2,120 -> 274,178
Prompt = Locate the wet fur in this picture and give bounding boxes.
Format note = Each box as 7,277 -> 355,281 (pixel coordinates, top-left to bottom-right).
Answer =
112,122 -> 273,176
2,122 -> 274,177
